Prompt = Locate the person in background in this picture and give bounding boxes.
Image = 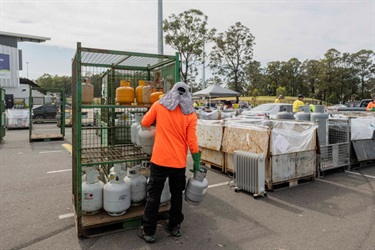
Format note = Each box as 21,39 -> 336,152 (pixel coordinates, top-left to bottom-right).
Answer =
293,94 -> 305,112
366,96 -> 375,111
274,94 -> 284,103
233,101 -> 240,109
309,103 -> 315,112
193,101 -> 199,109
305,102 -> 315,112
138,82 -> 201,243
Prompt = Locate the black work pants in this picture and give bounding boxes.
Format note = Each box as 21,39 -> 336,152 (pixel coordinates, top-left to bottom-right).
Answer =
142,163 -> 186,235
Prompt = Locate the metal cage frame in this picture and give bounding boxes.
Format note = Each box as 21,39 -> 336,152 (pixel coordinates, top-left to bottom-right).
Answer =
72,42 -> 179,236
318,118 -> 351,177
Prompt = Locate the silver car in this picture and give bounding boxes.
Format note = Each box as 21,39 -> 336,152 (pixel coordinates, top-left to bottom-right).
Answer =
240,103 -> 293,118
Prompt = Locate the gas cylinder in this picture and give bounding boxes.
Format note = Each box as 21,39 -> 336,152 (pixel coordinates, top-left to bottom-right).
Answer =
131,114 -> 143,144
136,124 -> 142,146
142,83 -> 153,105
276,112 -> 295,120
185,167 -> 208,204
160,178 -> 171,205
116,80 -> 134,105
82,168 -> 104,214
138,126 -> 156,155
110,162 -> 127,175
310,105 -> 328,145
146,177 -> 171,206
295,110 -> 311,121
103,171 -> 131,216
82,165 -> 103,182
136,80 -> 145,105
115,114 -> 132,143
124,165 -> 147,205
150,90 -> 163,104
82,80 -> 94,104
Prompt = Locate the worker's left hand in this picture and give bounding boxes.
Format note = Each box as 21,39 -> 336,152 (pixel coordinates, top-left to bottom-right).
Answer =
190,152 -> 201,173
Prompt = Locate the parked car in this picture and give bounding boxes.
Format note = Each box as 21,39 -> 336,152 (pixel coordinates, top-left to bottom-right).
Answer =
55,107 -> 94,127
56,107 -> 72,127
326,104 -> 347,112
240,103 -> 293,118
32,104 -> 58,123
336,99 -> 372,112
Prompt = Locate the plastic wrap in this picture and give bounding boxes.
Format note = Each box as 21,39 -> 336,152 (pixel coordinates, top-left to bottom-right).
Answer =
199,110 -> 219,120
5,109 -> 30,128
220,110 -> 236,119
270,122 -> 318,155
351,117 -> 375,140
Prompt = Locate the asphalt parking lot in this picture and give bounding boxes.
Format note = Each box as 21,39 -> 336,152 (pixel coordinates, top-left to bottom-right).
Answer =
0,125 -> 374,250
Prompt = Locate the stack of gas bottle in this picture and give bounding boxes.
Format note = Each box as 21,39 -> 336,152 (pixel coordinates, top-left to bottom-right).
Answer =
116,79 -> 164,106
82,163 -> 172,216
82,162 -> 209,216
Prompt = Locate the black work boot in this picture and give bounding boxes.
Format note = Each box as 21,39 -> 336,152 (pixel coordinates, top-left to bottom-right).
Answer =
138,228 -> 156,243
164,222 -> 182,237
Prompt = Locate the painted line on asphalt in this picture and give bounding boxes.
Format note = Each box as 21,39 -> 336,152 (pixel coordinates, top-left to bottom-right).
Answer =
208,182 -> 228,189
315,178 -> 373,196
47,169 -> 72,174
39,150 -> 63,154
346,171 -> 375,179
59,213 -> 74,219
62,143 -> 72,156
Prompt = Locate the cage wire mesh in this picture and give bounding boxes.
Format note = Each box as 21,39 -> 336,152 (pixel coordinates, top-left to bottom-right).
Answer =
319,118 -> 350,171
72,44 -> 179,184
29,88 -> 65,140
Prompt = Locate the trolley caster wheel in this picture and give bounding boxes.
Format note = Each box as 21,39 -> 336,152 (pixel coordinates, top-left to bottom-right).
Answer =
234,187 -> 240,193
264,193 -> 268,197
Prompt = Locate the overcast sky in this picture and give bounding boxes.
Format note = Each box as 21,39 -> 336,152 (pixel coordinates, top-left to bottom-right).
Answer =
1,0 -> 374,81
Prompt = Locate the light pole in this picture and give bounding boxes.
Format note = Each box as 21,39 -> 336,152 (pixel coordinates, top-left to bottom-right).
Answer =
26,62 -> 29,79
158,0 -> 163,55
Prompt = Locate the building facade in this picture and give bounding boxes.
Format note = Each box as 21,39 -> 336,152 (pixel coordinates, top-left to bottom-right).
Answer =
0,31 -> 50,107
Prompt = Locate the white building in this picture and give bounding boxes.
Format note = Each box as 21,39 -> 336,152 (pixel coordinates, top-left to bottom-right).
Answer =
0,31 -> 50,108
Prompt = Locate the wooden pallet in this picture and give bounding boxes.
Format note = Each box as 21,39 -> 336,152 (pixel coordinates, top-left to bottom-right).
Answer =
225,168 -> 234,177
79,202 -> 170,237
201,160 -> 224,173
30,133 -> 64,142
267,175 -> 315,191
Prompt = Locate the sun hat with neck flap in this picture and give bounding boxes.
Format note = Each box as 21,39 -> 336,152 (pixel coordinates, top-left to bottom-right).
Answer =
158,82 -> 195,115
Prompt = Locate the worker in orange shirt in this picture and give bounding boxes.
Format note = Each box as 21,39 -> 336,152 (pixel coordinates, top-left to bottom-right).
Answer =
366,96 -> 375,111
138,82 -> 200,243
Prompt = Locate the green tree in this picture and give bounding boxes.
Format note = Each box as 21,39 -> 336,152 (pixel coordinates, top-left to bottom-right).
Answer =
244,60 -> 264,96
163,9 -> 215,84
351,49 -> 375,98
275,86 -> 287,97
301,59 -> 320,97
264,61 -> 282,96
251,88 -> 259,106
209,22 -> 255,102
316,49 -> 342,102
282,58 -> 302,96
35,74 -> 71,96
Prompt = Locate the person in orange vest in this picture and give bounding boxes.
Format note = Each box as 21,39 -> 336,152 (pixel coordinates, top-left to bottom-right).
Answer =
138,82 -> 200,243
366,96 -> 375,111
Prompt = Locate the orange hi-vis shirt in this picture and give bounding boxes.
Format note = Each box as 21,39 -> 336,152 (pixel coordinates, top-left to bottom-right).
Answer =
141,101 -> 199,168
366,101 -> 375,111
